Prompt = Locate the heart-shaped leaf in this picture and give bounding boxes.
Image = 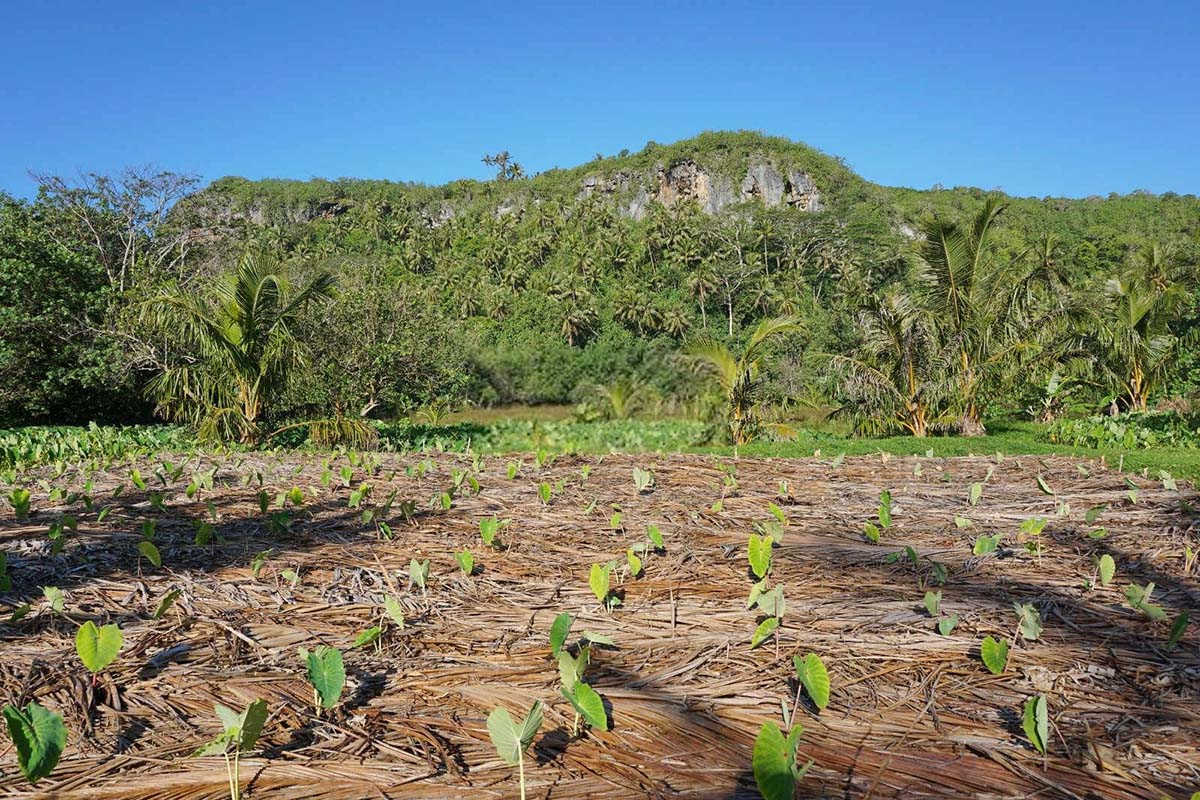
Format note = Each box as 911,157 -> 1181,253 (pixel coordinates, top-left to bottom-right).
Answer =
1097,554 -> 1115,586
561,682 -> 608,731
750,616 -> 779,649
748,533 -> 772,579
2,701 -> 66,784
549,612 -> 573,657
75,621 -> 123,674
793,652 -> 830,710
487,701 -> 542,765
302,646 -> 345,709
980,636 -> 1009,674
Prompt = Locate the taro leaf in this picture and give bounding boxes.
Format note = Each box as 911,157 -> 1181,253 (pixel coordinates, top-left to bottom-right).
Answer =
748,533 -> 772,579
878,490 -> 892,528
138,540 -> 162,568
351,626 -> 382,648
580,631 -> 614,646
76,621 -> 123,673
1097,554 -> 1115,586
863,521 -> 880,543
42,586 -> 65,613
747,578 -> 768,610
968,482 -> 983,506
1013,602 -> 1042,640
153,588 -> 181,619
1020,517 -> 1048,537
752,722 -> 798,800
408,558 -> 430,590
1085,504 -> 1105,524
750,616 -> 779,649
383,595 -> 406,628
549,612 -> 573,658
793,652 -> 830,710
973,534 -> 999,556
937,615 -> 958,636
506,461 -> 518,479
980,636 -> 1009,674
954,515 -> 972,529
1124,582 -> 1167,620
625,547 -> 642,577
561,681 -> 608,731
589,562 -> 611,605
647,524 -> 664,550
487,701 -> 543,766
767,502 -> 787,525
455,549 -> 474,576
538,482 -> 551,504
1166,612 -> 1190,650
1087,527 -> 1108,540
755,586 -> 786,619
302,646 -> 345,709
237,699 -> 268,751
923,590 -> 941,617
557,647 -> 589,689
1022,695 -> 1048,754
1036,474 -> 1054,495
2,701 -> 66,784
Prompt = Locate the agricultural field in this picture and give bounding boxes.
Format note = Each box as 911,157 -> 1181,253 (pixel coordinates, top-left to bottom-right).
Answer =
1,449 -> 1197,799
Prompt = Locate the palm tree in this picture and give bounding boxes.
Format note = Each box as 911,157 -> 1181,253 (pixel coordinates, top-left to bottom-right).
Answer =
1093,245 -> 1189,410
687,315 -> 802,446
829,289 -> 954,437
144,252 -> 368,445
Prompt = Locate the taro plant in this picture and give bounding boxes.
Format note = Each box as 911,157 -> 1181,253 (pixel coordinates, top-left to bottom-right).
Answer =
0,551 -> 10,592
8,487 -> 31,519
863,489 -> 893,543
589,561 -> 620,609
1124,582 -> 1167,620
194,699 -> 269,800
980,635 -> 1009,674
486,701 -> 543,800
2,701 -> 66,786
408,558 -> 431,595
1021,694 -> 1049,754
76,620 -> 123,684
556,639 -> 607,735
792,652 -> 830,712
479,516 -> 508,549
1013,602 -> 1043,641
455,549 -> 475,576
299,645 -> 345,715
632,466 -> 655,493
752,721 -> 812,800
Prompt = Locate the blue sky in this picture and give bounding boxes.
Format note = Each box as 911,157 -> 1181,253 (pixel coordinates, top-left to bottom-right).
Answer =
3,1 -> 1197,198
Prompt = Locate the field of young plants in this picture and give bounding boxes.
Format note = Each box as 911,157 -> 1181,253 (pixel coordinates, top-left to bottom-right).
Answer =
1,448 -> 1197,799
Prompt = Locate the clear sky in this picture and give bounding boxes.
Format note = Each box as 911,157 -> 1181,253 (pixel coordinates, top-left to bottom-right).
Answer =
3,1 -> 1198,198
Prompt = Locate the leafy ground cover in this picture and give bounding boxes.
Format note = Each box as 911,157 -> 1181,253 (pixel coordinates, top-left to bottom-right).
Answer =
0,450 -> 1197,798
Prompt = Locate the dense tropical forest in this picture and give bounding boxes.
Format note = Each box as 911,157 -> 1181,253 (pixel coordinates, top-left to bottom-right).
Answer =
2,130 -> 1198,444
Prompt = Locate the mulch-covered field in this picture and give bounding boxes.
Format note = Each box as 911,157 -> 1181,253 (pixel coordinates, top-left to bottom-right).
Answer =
1,451 -> 1197,799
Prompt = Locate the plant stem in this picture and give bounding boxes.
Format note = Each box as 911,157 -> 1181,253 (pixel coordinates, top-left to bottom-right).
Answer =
517,748 -> 526,800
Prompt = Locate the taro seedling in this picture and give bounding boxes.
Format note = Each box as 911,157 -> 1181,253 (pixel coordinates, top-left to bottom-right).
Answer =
76,620 -> 123,682
194,699 -> 268,800
2,701 -> 66,786
352,626 -> 383,651
557,641 -> 607,734
383,595 -> 406,630
980,635 -> 1009,674
1124,582 -> 1167,620
299,645 -> 345,714
793,652 -> 830,711
632,466 -> 655,493
455,549 -> 475,576
0,551 -> 10,592
646,524 -> 665,551
153,588 -> 182,619
1013,602 -> 1043,641
1166,612 -> 1190,650
609,511 -> 623,531
487,701 -> 543,800
748,533 -> 772,580
625,546 -> 643,577
752,721 -> 812,800
506,461 -> 519,479
973,533 -> 1000,556
864,489 -> 893,543
42,585 -> 65,613
1021,695 -> 1049,754
1096,554 -> 1116,587
589,561 -> 620,609
1019,517 -> 1048,559
409,558 -> 431,594
937,615 -> 959,636
479,516 -> 507,548
8,487 -> 31,518
537,482 -> 552,505
549,613 -> 573,657
968,481 -> 983,506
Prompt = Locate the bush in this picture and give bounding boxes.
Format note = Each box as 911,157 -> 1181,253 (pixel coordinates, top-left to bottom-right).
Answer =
1045,412 -> 1200,450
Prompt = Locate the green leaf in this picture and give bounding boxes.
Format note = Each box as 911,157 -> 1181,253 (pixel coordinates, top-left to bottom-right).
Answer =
1166,611 -> 1189,650
302,646 -> 345,710
2,701 -> 67,784
938,615 -> 959,636
750,616 -> 779,649
626,547 -> 642,577
793,652 -> 830,710
562,681 -> 608,731
878,489 -> 892,528
973,534 -> 999,556
237,699 -> 268,752
487,701 -> 543,766
646,524 -> 664,550
1085,504 -> 1105,524
351,626 -> 382,648
863,521 -> 880,543
923,590 -> 941,617
153,588 -> 181,619
42,585 -> 65,613
1022,695 -> 1048,754
76,621 -> 123,674
968,482 -> 983,506
980,636 -> 1009,674
1036,474 -> 1054,495
748,533 -> 772,579
767,502 -> 787,525
1013,602 -> 1042,641
408,558 -> 430,590
455,549 -> 474,576
580,631 -> 614,646
752,722 -> 798,800
1097,554 -> 1115,586
138,540 -> 162,567
589,562 -> 611,605
549,612 -> 573,658
383,595 -> 405,628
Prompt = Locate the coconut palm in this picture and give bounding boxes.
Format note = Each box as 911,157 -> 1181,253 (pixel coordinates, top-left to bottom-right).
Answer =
144,251 -> 370,445
687,315 -> 803,446
1092,245 -> 1190,410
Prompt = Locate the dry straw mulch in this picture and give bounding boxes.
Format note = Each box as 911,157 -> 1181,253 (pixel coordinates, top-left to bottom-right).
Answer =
1,450 -> 1197,799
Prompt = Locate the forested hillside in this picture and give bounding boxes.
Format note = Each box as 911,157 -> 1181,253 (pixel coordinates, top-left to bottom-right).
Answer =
3,131 -> 1198,436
